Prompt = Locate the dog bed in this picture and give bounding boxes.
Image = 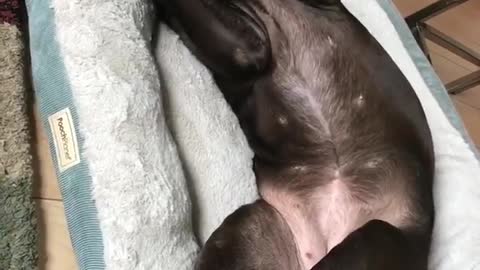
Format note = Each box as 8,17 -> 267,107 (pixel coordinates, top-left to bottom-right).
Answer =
25,0 -> 480,269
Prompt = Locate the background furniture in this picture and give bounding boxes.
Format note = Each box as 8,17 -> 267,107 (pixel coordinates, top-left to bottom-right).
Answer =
407,0 -> 480,94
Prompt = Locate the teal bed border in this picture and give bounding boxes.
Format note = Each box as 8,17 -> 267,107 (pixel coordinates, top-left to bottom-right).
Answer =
26,0 -> 105,269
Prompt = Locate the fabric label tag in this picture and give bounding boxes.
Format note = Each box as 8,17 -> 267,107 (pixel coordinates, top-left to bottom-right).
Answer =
48,108 -> 81,172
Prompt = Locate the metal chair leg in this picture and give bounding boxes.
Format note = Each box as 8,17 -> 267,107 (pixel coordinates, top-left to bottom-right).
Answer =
405,0 -> 480,95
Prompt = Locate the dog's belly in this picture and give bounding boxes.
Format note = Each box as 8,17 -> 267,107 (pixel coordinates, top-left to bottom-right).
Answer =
260,175 -> 411,269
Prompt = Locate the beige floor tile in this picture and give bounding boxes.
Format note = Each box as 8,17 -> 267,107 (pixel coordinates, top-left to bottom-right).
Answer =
426,44 -> 480,110
454,86 -> 480,110
404,37 -> 480,113
429,49 -> 470,83
36,199 -> 78,270
394,0 -> 480,53
32,105 -> 62,200
453,99 -> 480,146
428,0 -> 480,53
393,0 -> 437,16
427,41 -> 478,72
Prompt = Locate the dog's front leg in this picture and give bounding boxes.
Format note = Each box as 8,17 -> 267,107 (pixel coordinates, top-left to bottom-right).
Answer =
311,220 -> 429,270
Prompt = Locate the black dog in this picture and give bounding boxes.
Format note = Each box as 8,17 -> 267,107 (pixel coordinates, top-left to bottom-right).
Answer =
158,0 -> 435,269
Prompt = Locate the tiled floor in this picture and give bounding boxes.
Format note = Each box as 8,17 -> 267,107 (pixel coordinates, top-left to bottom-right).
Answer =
394,0 -> 480,147
32,1 -> 480,269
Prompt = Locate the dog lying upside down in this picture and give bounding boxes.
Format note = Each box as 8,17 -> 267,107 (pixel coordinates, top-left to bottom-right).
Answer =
157,0 -> 435,269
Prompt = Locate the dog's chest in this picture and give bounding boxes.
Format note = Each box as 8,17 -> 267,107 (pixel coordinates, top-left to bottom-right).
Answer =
260,176 -> 409,270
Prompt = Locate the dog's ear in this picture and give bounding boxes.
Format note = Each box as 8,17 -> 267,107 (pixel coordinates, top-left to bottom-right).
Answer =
160,0 -> 271,80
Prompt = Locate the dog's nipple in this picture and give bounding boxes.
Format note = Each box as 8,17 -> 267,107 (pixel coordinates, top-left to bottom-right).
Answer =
278,115 -> 288,126
354,94 -> 365,107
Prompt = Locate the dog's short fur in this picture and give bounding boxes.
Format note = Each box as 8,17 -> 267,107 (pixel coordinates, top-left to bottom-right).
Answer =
158,0 -> 435,269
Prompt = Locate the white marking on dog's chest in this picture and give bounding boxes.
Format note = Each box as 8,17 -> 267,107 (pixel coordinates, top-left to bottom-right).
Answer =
354,94 -> 365,107
327,35 -> 336,47
278,115 -> 289,126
